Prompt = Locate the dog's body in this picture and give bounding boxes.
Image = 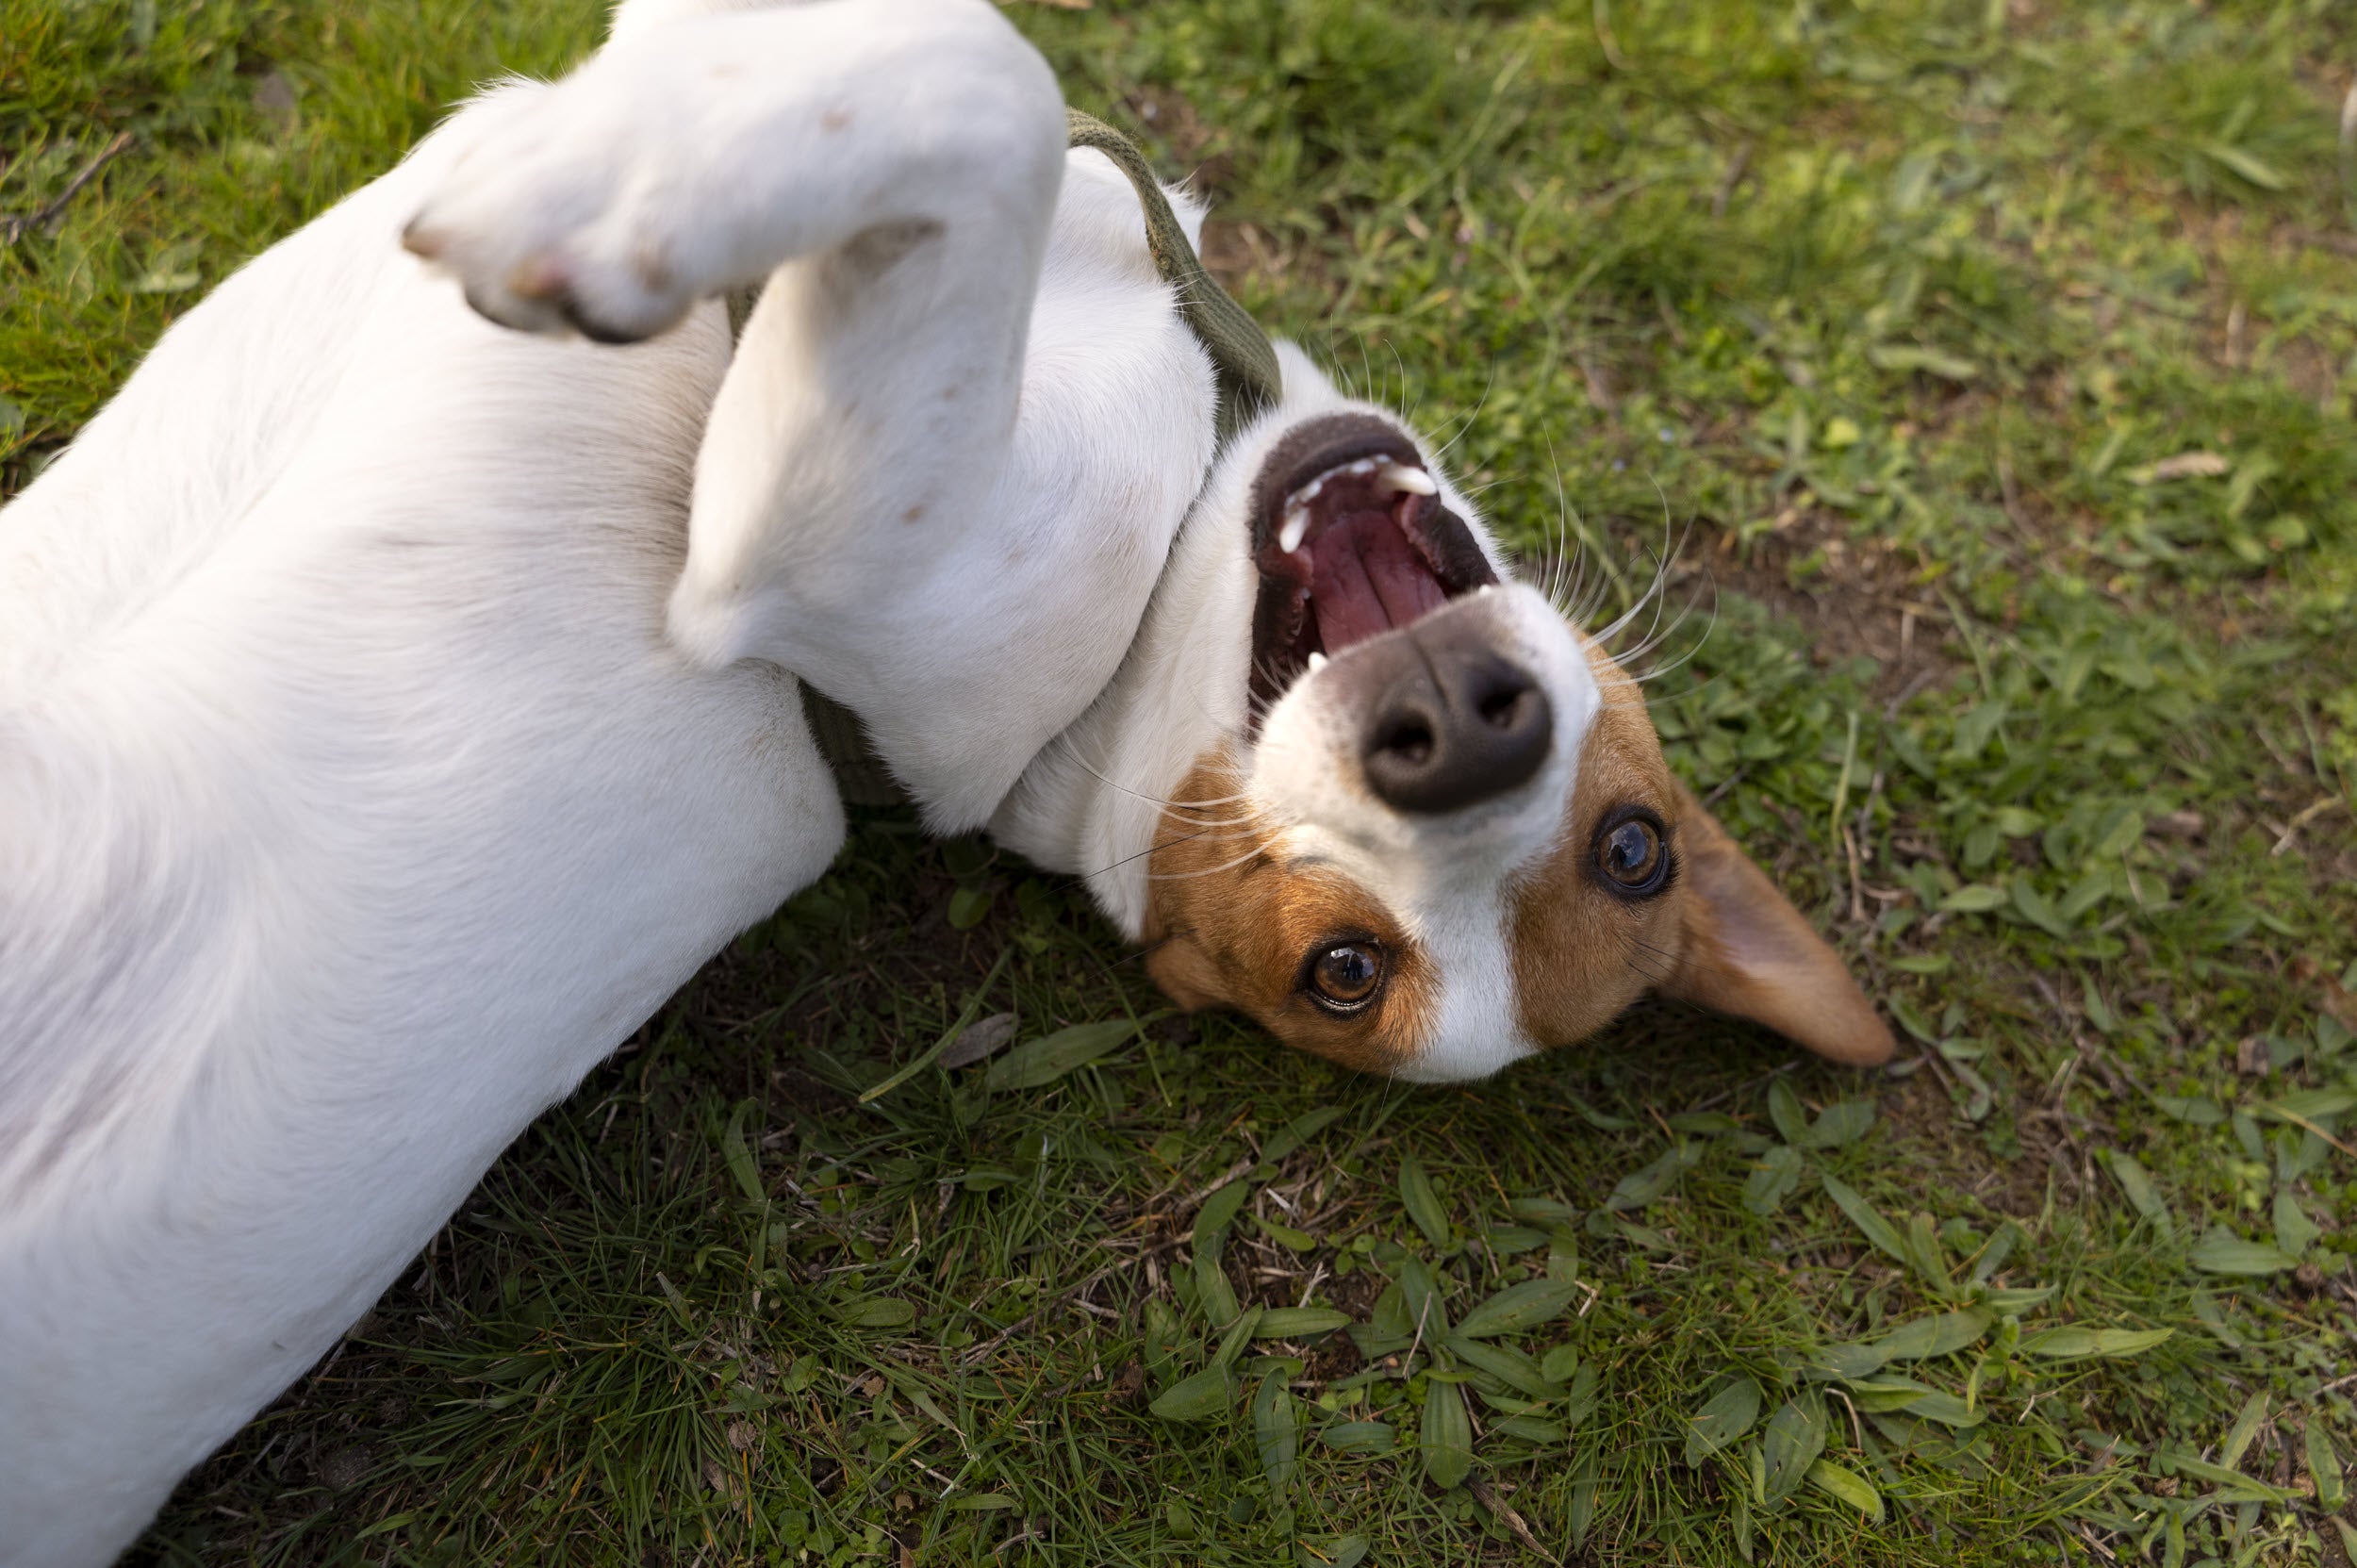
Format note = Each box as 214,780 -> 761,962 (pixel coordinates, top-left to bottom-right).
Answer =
0,3 -> 1887,1560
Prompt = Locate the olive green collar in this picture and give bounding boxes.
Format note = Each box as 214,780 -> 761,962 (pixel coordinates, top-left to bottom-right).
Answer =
1063,108 -> 1281,441
782,111 -> 1280,807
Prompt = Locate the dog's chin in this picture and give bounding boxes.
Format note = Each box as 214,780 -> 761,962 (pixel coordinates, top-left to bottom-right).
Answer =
1244,411 -> 1495,728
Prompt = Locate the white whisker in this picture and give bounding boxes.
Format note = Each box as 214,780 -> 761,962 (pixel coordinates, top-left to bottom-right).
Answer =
1428,362 -> 1496,463
1144,842 -> 1275,882
1386,338 -> 1416,421
1058,743 -> 1254,814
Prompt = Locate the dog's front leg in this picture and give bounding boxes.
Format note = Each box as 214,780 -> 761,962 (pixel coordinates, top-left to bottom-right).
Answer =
405,0 -> 1072,820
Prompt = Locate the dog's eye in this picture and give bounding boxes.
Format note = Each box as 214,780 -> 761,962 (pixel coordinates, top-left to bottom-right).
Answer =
1593,810 -> 1670,897
1307,942 -> 1385,1013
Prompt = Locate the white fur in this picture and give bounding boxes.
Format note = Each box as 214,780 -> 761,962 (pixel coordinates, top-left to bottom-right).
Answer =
0,3 -> 1211,1560
0,2 -> 1575,1559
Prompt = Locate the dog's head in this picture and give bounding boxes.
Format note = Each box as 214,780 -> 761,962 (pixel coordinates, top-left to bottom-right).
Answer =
1126,362 -> 1893,1082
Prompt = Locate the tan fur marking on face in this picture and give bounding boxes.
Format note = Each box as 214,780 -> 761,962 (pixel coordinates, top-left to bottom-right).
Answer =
1510,628 -> 1896,1065
1141,750 -> 1437,1073
1508,643 -> 1682,1048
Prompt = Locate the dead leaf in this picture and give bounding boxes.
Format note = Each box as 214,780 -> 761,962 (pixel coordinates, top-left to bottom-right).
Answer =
2126,452 -> 2229,485
251,71 -> 299,125
2237,1035 -> 2269,1076
938,1011 -> 1017,1069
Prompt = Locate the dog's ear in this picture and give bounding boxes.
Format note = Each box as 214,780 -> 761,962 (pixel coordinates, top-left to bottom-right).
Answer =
1658,780 -> 1895,1065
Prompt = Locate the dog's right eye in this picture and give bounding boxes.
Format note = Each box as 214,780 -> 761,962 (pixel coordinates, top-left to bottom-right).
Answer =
1306,941 -> 1385,1013
1592,807 -> 1673,898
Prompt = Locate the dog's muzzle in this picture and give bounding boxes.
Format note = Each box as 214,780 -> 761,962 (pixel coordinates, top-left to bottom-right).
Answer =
1339,602 -> 1553,814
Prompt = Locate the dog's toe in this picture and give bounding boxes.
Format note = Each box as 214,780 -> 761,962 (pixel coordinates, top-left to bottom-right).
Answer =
399,219 -> 448,261
555,290 -> 655,347
405,191 -> 691,344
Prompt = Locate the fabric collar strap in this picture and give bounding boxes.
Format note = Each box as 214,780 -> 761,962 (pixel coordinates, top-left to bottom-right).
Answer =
789,110 -> 1280,807
1063,108 -> 1282,441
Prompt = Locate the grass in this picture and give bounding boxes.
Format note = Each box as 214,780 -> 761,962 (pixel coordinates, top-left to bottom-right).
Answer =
8,0 -> 2357,1561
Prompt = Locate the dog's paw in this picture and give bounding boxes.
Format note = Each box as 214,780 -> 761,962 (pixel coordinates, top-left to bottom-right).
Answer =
402,77 -> 722,344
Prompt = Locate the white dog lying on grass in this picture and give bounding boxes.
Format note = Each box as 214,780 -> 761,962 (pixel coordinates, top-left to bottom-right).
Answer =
0,1 -> 1887,1560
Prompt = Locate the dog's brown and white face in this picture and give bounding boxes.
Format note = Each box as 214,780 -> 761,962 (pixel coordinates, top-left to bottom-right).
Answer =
1125,388 -> 1894,1082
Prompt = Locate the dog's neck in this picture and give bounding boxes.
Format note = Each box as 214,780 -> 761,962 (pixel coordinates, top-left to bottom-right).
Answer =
989,432 -> 1264,937
988,352 -> 1473,937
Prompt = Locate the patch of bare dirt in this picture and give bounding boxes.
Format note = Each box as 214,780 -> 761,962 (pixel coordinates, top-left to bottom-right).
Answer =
1298,1331 -> 1363,1389
1324,1265 -> 1387,1322
1873,1067 -> 2091,1223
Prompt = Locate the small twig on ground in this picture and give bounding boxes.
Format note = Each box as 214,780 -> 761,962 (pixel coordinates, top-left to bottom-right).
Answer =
2292,226 -> 2357,259
1687,1057 -> 1800,1114
959,1312 -> 1038,1370
1177,1156 -> 1256,1215
1710,140 -> 1752,220
1591,0 -> 1629,70
2342,79 -> 2357,210
1913,1044 -> 1963,1101
1884,664 -> 1945,720
1853,767 -> 1884,861
1996,456 -> 2030,531
2265,1105 -> 2357,1162
1576,353 -> 1616,416
2074,1520 -> 2118,1562
1843,822 -> 1867,925
1830,1387 -> 1866,1452
2269,796 -> 2343,857
1468,1479 -> 1555,1561
992,1518 -> 1047,1558
2,131 -> 133,244
958,1259 -> 1132,1368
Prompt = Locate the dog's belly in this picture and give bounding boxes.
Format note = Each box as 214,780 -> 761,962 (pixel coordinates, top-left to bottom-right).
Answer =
0,46 -> 1221,1557
0,100 -> 846,1565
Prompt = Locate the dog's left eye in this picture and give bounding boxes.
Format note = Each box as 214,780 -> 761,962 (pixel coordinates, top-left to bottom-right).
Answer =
1306,942 -> 1385,1013
1593,810 -> 1670,896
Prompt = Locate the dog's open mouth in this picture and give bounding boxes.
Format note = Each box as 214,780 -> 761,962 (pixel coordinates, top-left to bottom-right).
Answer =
1248,412 -> 1498,717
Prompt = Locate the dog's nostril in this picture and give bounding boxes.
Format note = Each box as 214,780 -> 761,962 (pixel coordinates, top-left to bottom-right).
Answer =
1375,718 -> 1435,764
1359,649 -> 1552,816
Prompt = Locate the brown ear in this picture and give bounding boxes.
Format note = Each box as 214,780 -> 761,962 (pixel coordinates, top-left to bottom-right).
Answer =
1659,780 -> 1895,1066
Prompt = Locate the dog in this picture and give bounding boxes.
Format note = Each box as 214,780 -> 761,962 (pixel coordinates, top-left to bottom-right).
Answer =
0,1 -> 1891,1560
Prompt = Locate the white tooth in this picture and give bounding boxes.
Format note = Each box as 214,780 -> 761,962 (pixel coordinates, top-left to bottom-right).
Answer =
1307,651 -> 1328,672
1378,462 -> 1439,496
1278,506 -> 1310,553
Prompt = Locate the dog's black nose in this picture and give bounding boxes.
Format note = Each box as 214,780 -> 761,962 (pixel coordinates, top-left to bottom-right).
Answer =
1360,641 -> 1553,815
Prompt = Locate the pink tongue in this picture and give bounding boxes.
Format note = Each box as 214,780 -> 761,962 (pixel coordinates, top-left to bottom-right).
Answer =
1308,511 -> 1448,653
